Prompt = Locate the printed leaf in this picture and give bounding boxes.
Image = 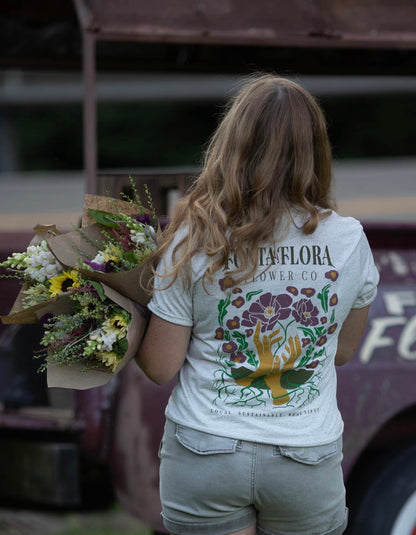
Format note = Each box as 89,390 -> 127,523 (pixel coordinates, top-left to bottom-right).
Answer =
330,309 -> 336,323
299,327 -> 316,343
87,209 -> 120,228
232,331 -> 248,351
246,290 -> 262,302
218,294 -> 231,326
317,284 -> 331,314
280,368 -> 314,389
246,350 -> 258,367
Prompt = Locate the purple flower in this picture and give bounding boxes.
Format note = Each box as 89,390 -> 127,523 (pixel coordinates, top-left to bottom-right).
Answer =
316,335 -> 327,347
321,317 -> 328,324
307,360 -> 320,369
325,270 -> 339,281
136,214 -> 152,225
84,260 -> 107,273
329,294 -> 338,306
232,296 -> 245,308
301,288 -> 315,297
328,323 -> 338,335
222,341 -> 238,353
302,337 -> 311,347
292,299 -> 319,327
226,316 -> 240,330
241,292 -> 292,332
215,327 -> 225,340
245,328 -> 254,337
232,287 -> 242,294
219,276 -> 235,291
286,286 -> 298,296
230,352 -> 247,363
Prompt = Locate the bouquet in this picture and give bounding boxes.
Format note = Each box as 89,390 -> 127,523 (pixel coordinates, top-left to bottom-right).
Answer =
0,224 -> 74,324
36,280 -> 147,390
47,183 -> 157,304
0,181 -> 156,389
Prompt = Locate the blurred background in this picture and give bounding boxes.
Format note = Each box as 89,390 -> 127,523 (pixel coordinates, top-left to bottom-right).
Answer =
0,1 -> 415,230
0,1 -> 415,534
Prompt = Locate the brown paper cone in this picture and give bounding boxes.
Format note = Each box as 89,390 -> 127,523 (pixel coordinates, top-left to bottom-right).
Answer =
47,224 -> 153,305
43,283 -> 147,390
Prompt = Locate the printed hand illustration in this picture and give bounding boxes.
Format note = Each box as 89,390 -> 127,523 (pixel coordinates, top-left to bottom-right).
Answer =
233,320 -> 302,405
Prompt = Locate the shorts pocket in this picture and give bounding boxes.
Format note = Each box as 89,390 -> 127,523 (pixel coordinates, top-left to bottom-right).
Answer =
175,424 -> 238,455
279,439 -> 339,465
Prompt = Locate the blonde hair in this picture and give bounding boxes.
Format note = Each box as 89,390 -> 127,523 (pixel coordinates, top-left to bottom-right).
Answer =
153,73 -> 335,287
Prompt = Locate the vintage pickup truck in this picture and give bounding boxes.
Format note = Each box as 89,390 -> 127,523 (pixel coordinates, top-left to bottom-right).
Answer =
0,218 -> 416,535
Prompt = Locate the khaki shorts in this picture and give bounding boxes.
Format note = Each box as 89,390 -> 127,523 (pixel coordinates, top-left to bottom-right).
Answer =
159,419 -> 348,535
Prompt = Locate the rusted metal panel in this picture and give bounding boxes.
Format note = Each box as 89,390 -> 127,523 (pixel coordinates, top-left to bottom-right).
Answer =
74,0 -> 416,49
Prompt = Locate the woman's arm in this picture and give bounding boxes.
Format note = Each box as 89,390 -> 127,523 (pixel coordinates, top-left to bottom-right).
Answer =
135,313 -> 192,384
335,305 -> 370,366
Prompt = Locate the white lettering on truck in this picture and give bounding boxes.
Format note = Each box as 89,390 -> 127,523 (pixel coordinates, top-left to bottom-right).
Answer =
359,290 -> 416,364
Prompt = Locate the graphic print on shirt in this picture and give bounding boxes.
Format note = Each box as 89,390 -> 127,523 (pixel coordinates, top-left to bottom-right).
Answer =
212,269 -> 339,409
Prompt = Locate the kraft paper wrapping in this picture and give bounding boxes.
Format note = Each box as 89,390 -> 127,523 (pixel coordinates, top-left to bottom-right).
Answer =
38,283 -> 147,390
0,224 -> 62,325
47,224 -> 152,305
81,194 -> 142,227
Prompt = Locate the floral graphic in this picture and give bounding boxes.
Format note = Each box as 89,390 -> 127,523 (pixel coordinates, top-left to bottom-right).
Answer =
212,269 -> 340,409
241,292 -> 292,332
292,298 -> 319,327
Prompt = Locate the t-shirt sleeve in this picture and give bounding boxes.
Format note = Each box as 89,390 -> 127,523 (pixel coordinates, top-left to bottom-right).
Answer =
147,237 -> 194,327
351,230 -> 379,309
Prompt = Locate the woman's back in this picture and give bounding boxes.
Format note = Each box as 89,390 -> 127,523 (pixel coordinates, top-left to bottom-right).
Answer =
150,209 -> 378,446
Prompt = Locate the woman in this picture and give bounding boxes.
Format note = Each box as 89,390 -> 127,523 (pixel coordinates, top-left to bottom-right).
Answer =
136,74 -> 379,535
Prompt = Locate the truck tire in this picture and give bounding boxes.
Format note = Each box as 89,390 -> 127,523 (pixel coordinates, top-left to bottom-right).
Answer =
346,442 -> 416,535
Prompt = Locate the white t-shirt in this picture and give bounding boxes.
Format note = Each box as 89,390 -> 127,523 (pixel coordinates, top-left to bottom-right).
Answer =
148,210 -> 379,447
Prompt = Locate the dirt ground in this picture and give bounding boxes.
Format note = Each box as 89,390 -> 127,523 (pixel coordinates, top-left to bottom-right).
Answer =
0,506 -> 151,535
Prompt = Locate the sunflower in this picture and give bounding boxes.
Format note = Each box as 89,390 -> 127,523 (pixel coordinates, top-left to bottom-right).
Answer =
49,270 -> 82,297
99,351 -> 120,372
102,244 -> 123,264
102,313 -> 129,338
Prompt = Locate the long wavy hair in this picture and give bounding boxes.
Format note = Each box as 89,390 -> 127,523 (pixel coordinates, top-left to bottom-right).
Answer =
152,74 -> 335,287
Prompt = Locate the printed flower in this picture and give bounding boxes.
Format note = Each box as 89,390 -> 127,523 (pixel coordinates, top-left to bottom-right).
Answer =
245,328 -> 254,337
320,317 -> 328,324
49,270 -> 81,297
232,287 -> 242,294
226,316 -> 240,330
316,335 -> 327,347
328,323 -> 338,335
219,275 -> 235,291
286,286 -> 298,296
307,360 -> 320,369
230,352 -> 247,363
325,270 -> 339,281
329,294 -> 338,306
232,296 -> 245,308
301,288 -> 315,297
292,299 -> 319,327
215,327 -> 225,340
241,292 -> 292,332
222,341 -> 238,353
302,337 -> 311,347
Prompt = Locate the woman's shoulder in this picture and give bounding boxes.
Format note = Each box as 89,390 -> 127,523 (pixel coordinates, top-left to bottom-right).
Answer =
322,210 -> 363,233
